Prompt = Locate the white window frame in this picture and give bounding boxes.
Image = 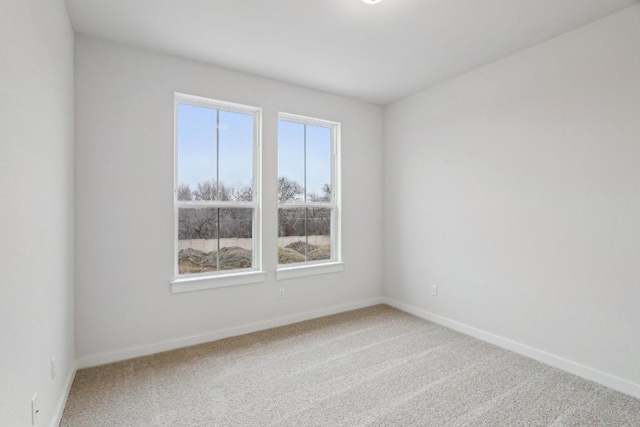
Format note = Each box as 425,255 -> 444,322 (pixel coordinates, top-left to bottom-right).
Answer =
171,93 -> 264,293
276,113 -> 343,280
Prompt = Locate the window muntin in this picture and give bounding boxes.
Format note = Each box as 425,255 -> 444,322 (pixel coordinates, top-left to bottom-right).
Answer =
175,94 -> 261,278
278,114 -> 339,267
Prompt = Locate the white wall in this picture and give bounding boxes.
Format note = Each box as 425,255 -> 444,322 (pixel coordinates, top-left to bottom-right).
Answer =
74,36 -> 384,363
384,5 -> 640,390
0,1 -> 75,426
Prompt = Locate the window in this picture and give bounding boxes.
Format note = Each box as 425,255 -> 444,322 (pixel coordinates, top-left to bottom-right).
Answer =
277,113 -> 341,273
173,93 -> 261,284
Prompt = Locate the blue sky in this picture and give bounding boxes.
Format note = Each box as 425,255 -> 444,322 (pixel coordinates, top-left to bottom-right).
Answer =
278,120 -> 331,200
177,103 -> 331,200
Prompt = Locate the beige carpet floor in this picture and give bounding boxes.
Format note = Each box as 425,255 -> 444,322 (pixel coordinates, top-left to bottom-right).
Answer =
60,305 -> 640,426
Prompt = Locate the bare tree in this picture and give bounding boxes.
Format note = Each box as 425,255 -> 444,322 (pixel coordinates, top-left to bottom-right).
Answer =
178,178 -> 329,240
278,176 -> 303,236
179,208 -> 217,239
177,184 -> 193,201
219,182 -> 252,202
184,180 -> 253,202
278,178 -> 331,237
308,184 -> 331,203
278,176 -> 303,204
193,180 -> 217,201
179,180 -> 255,240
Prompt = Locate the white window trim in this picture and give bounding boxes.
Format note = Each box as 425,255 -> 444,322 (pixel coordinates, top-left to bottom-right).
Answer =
171,270 -> 266,293
172,93 -> 264,292
276,262 -> 344,280
276,112 -> 342,278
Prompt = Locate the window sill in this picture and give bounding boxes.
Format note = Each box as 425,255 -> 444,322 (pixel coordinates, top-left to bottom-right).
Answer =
276,262 -> 345,280
171,270 -> 266,294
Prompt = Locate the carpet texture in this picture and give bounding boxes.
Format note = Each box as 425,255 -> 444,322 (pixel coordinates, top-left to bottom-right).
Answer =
60,305 -> 640,426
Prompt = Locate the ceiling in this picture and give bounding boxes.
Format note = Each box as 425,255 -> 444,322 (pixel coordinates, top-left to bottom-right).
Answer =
63,0 -> 637,105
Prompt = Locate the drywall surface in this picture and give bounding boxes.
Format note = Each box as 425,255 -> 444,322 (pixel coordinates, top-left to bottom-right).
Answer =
0,0 -> 75,426
74,36 -> 384,361
384,6 -> 640,387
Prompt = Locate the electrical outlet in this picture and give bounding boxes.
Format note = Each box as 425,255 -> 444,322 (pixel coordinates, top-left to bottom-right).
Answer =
31,393 -> 40,425
51,357 -> 57,380
431,285 -> 438,296
278,288 -> 285,299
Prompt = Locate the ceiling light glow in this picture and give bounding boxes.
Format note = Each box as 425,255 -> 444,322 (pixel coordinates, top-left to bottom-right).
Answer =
361,0 -> 383,4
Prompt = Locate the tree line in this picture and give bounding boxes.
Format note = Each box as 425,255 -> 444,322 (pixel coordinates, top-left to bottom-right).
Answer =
178,177 -> 331,240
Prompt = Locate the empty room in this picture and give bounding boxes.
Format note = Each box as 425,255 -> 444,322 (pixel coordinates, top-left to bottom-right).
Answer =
2,0 -> 640,426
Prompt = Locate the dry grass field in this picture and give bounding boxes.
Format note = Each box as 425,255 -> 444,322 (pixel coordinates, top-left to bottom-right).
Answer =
179,241 -> 331,274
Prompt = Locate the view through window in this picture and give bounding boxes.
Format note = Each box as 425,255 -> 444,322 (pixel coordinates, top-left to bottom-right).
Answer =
278,115 -> 339,266
175,95 -> 260,276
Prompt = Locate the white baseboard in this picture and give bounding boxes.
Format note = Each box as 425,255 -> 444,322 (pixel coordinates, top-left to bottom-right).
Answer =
77,297 -> 384,369
382,297 -> 640,400
50,361 -> 77,427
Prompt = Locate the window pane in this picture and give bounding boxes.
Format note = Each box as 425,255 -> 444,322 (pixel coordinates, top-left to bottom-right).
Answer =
176,104 -> 217,201
218,111 -> 254,201
278,207 -> 331,264
278,208 -> 307,264
306,208 -> 331,261
218,208 -> 253,271
306,125 -> 332,203
178,207 -> 254,274
278,120 -> 305,204
178,207 -> 218,274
